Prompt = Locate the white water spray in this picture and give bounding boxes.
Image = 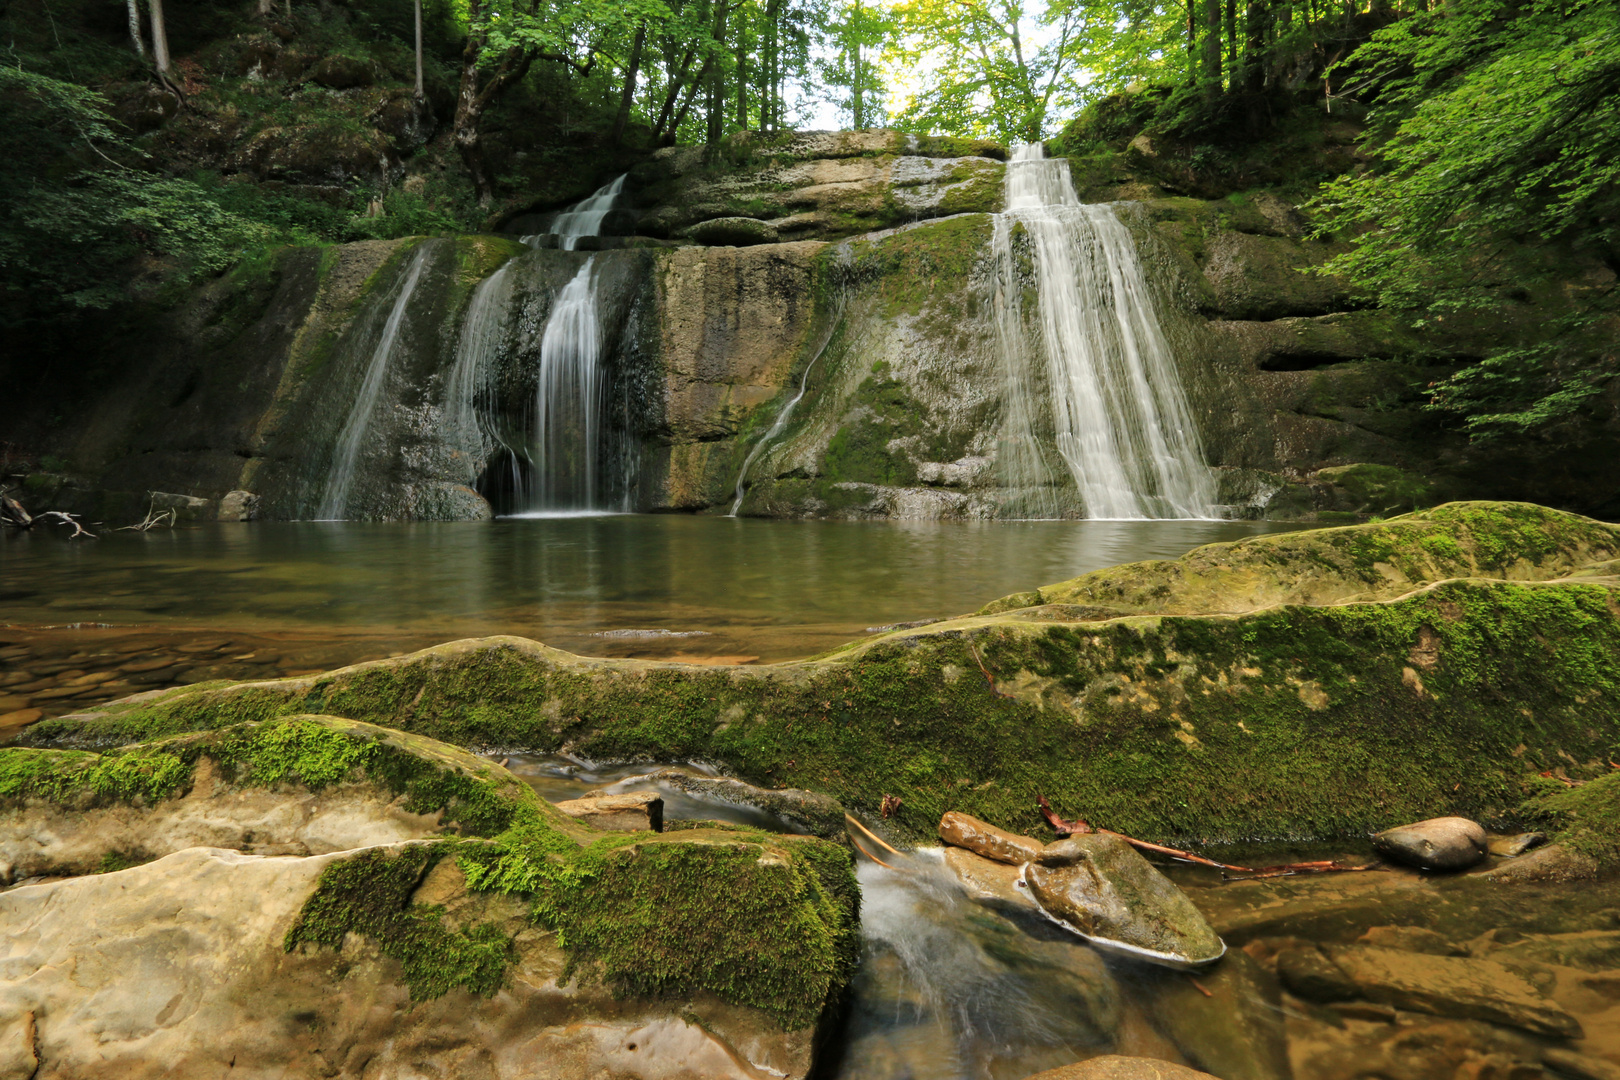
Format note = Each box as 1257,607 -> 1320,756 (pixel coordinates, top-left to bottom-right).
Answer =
993,144 -> 1215,519
317,245 -> 431,520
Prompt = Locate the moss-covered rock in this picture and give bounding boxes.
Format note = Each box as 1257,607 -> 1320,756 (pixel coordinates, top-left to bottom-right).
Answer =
0,714 -> 860,1043
26,504 -> 1620,851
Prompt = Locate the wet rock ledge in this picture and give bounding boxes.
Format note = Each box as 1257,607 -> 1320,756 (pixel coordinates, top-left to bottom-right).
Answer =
0,716 -> 857,1079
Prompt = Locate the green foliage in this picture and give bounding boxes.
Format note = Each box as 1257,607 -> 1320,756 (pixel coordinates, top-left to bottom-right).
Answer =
1312,0 -> 1620,439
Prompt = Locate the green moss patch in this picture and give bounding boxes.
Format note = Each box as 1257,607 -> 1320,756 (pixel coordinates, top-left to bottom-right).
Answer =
1525,771 -> 1620,873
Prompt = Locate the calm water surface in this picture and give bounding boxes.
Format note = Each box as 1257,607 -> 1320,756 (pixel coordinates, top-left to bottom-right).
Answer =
2,515 -> 1303,661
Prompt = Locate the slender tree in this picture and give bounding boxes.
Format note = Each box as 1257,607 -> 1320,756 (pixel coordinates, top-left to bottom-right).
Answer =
126,0 -> 148,61
414,0 -> 425,100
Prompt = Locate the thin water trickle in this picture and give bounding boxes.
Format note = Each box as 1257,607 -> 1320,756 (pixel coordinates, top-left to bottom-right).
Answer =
445,260 -> 515,462
317,245 -> 433,520
993,144 -> 1216,520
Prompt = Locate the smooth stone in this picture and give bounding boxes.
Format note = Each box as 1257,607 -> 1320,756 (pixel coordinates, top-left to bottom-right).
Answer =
554,791 -> 664,832
688,216 -> 779,246
1024,832 -> 1226,969
1478,842 -> 1599,883
942,845 -> 1034,909
1544,1048 -> 1620,1080
1276,946 -> 1358,1002
1327,945 -> 1583,1038
1020,1056 -> 1214,1080
1373,816 -> 1489,870
0,708 -> 43,735
1488,832 -> 1548,858
937,811 -> 1045,865
1357,925 -> 1463,956
0,695 -> 27,712
1147,949 -> 1290,1080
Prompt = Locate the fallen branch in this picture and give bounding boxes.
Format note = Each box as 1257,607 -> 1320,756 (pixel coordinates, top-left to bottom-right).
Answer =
1,494 -> 31,529
849,834 -> 905,871
968,643 -> 1012,698
118,501 -> 176,532
845,813 -> 902,856
35,511 -> 97,539
1037,795 -> 1379,880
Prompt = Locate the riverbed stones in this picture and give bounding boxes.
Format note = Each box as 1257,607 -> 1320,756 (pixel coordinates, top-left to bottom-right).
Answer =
1276,945 -> 1358,1002
553,790 -> 664,832
1020,1057 -> 1214,1080
1372,817 -> 1489,871
1544,1048 -> 1620,1080
1024,834 -> 1226,969
1488,831 -> 1549,858
937,811 -> 1045,864
1146,949 -> 1290,1080
1326,945 -> 1583,1038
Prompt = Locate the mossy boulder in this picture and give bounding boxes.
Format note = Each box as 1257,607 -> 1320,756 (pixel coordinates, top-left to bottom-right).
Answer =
0,715 -> 859,1077
1313,463 -> 1438,516
689,216 -> 781,246
26,504 -> 1620,851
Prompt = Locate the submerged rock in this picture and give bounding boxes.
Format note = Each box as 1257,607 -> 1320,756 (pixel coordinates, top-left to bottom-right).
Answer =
1276,945 -> 1358,1002
1327,945 -> 1583,1038
1024,833 -> 1226,969
1146,949 -> 1290,1080
1487,831 -> 1547,858
1372,816 -> 1489,870
1021,1057 -> 1214,1079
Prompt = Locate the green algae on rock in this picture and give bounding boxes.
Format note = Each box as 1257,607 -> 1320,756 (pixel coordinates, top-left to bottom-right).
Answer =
24,504 -> 1620,850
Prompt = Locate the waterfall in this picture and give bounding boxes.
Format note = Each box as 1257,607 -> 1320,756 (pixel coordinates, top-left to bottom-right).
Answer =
993,144 -> 1216,520
444,260 -> 515,468
529,175 -> 627,251
522,256 -> 610,512
317,245 -> 432,520
727,304 -> 844,517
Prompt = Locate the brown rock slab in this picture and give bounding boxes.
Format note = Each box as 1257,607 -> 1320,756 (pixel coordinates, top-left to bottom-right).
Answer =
0,708 -> 43,736
1328,945 -> 1583,1038
1373,817 -> 1489,871
1544,1048 -> 1620,1080
1277,946 -> 1357,1002
1478,843 -> 1599,884
1358,925 -> 1463,956
942,845 -> 1033,909
554,791 -> 665,832
937,811 -> 1044,865
1020,1056 -> 1214,1080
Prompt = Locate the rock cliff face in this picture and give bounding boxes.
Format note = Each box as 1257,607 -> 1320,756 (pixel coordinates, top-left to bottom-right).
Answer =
6,129 -> 1616,522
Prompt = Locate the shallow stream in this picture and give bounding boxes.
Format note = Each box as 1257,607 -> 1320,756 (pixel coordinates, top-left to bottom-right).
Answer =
503,754 -> 1620,1080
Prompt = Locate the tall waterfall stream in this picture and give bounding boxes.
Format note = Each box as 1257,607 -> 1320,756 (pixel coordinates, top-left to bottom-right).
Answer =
993,144 -> 1216,520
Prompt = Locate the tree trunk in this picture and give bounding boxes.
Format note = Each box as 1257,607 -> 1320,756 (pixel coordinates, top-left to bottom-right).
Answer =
1244,0 -> 1267,92
413,0 -> 424,100
1225,0 -> 1237,85
735,28 -> 748,128
255,0 -> 273,18
612,21 -> 646,145
149,0 -> 171,77
454,23 -> 497,205
1202,0 -> 1222,92
1186,0 -> 1197,84
127,0 -> 148,60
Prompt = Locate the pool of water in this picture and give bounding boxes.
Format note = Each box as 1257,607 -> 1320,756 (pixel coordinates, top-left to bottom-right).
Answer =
0,515 -> 1300,664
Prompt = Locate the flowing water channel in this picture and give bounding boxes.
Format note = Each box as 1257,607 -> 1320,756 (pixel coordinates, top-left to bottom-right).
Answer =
494,754 -> 1620,1080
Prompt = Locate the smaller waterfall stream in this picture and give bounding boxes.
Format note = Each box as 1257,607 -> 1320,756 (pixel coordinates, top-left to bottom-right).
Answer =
317,245 -> 432,520
530,175 -> 628,250
994,144 -> 1216,520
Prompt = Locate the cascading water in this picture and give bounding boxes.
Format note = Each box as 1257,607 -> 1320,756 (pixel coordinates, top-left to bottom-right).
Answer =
445,260 -> 514,460
519,256 -> 612,512
316,245 -> 432,520
992,144 -> 1216,520
529,175 -> 627,250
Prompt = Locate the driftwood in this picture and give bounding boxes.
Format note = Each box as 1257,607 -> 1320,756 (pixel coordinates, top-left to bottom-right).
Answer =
1,491 -> 96,538
118,501 -> 177,532
1038,796 -> 1379,880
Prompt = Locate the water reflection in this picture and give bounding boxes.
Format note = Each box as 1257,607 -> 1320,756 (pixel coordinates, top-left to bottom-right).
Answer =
0,516 -> 1302,661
